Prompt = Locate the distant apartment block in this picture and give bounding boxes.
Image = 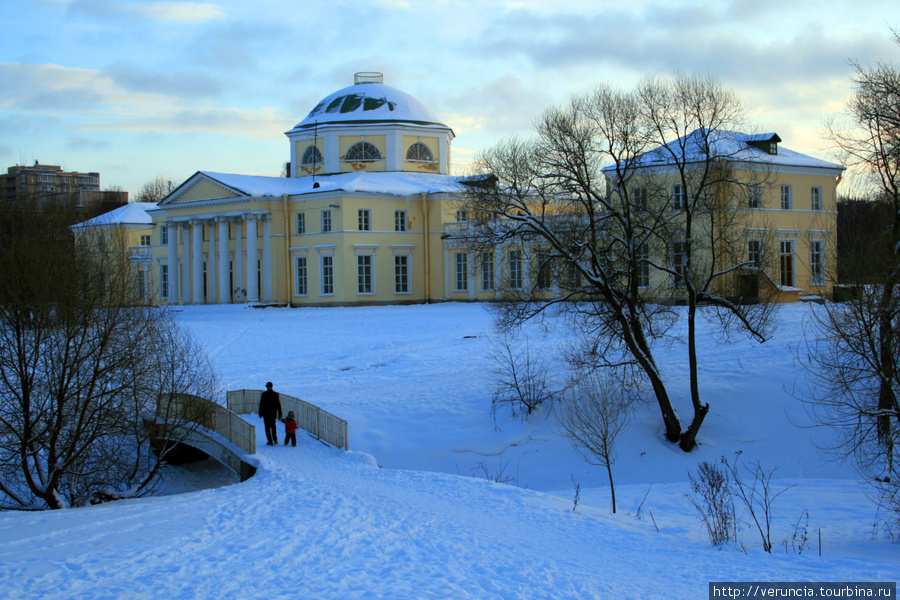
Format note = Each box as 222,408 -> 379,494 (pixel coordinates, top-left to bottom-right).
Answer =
1,161 -> 126,213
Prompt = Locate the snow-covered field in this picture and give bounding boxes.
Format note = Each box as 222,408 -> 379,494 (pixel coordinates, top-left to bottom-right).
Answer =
0,302 -> 896,599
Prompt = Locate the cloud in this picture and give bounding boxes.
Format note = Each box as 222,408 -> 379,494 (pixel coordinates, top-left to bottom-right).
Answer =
67,0 -> 224,23
79,106 -> 292,139
102,61 -> 221,98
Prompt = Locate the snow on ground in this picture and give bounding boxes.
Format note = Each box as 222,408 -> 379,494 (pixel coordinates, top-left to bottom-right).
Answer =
0,303 -> 896,599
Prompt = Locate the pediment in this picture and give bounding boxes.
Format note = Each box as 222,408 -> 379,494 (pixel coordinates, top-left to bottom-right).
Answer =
158,172 -> 245,206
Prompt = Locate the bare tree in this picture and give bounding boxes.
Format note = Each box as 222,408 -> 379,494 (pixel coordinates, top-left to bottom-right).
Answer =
489,332 -> 555,419
0,207 -> 218,510
808,30 -> 900,526
134,176 -> 176,204
559,370 -> 638,513
461,86 -> 685,445
634,74 -> 776,449
461,76 -> 774,451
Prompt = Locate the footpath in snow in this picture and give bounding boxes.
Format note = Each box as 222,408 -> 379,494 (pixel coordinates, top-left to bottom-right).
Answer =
0,414 -> 894,600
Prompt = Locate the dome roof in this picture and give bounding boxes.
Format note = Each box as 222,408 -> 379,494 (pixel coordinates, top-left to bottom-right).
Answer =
291,80 -> 448,131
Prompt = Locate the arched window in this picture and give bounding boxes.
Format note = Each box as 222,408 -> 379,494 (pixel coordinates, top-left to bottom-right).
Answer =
301,145 -> 323,166
406,142 -> 434,162
346,141 -> 382,161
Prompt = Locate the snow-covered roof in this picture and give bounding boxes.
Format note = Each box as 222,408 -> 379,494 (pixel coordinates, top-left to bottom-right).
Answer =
288,82 -> 448,132
612,129 -> 843,173
158,171 -> 465,206
71,202 -> 157,229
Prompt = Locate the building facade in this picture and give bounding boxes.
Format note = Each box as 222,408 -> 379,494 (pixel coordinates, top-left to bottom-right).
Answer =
79,76 -> 842,307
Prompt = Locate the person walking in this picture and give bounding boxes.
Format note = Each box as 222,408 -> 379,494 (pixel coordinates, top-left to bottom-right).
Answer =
258,382 -> 282,446
281,411 -> 298,447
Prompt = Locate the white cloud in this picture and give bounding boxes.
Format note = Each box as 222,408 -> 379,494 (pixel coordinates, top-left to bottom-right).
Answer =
139,2 -> 225,22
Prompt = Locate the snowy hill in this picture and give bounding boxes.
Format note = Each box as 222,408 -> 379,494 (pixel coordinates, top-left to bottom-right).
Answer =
0,303 -> 895,599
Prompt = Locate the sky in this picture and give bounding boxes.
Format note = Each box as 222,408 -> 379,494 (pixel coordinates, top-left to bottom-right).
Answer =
0,0 -> 897,194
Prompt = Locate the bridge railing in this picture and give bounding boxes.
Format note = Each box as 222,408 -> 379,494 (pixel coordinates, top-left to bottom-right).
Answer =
227,389 -> 348,450
157,393 -> 256,455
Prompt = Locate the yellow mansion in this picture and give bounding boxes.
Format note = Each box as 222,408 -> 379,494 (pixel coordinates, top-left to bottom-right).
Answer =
75,74 -> 843,306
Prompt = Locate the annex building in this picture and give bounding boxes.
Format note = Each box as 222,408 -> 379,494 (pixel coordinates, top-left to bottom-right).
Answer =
75,73 -> 844,307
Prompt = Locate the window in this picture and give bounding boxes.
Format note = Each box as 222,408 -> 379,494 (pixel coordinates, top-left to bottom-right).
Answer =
780,239 -> 795,286
671,184 -> 686,210
321,210 -> 332,233
480,251 -> 495,291
296,213 -> 306,235
395,210 -> 408,232
509,249 -> 523,290
637,243 -> 650,288
748,239 -> 763,268
748,184 -> 762,209
160,264 -> 168,298
536,250 -> 553,290
670,240 -> 687,288
346,141 -> 382,161
454,252 -> 468,292
811,187 -> 822,211
358,209 -> 371,231
456,210 -> 468,222
810,240 -> 826,286
781,185 -> 792,210
161,226 -> 168,245
140,234 -> 151,246
301,145 -> 323,166
566,261 -> 582,289
357,254 -> 374,294
632,187 -> 647,211
321,255 -> 334,295
406,142 -> 434,162
136,270 -> 146,300
296,256 -> 308,296
394,255 -> 410,294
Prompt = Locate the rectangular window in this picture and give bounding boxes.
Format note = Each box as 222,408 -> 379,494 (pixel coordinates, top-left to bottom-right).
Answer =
671,184 -> 686,210
637,243 -> 650,288
395,210 -> 408,232
321,210 -> 332,233
670,240 -> 687,288
161,226 -> 168,245
632,187 -> 647,211
509,249 -> 523,290
358,209 -> 371,231
480,251 -> 495,291
748,184 -> 762,209
321,255 -> 334,295
810,240 -> 826,286
811,187 -> 822,211
357,254 -> 373,294
454,252 -> 468,292
536,250 -> 553,290
140,234 -> 151,246
566,261 -> 581,289
748,239 -> 763,268
456,210 -> 468,222
135,270 -> 146,300
781,185 -> 792,210
296,256 -> 308,296
296,213 -> 306,235
394,255 -> 410,294
160,264 -> 168,298
780,239 -> 795,286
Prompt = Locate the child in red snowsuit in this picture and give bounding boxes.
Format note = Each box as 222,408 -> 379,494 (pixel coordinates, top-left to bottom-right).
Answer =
281,411 -> 298,447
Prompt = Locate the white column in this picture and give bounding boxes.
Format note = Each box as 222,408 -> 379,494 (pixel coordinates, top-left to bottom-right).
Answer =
218,218 -> 229,303
166,221 -> 178,303
262,215 -> 272,303
246,214 -> 259,303
234,217 -> 244,302
207,221 -> 216,304
182,223 -> 191,304
192,220 -> 203,304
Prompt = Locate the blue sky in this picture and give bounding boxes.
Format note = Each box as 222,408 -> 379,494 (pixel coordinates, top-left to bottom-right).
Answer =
0,0 -> 896,193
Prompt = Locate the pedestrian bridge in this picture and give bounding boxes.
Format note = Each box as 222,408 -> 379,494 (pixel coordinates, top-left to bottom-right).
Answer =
149,390 -> 349,481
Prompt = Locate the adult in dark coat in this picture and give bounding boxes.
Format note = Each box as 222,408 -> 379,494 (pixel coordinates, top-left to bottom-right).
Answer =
259,382 -> 282,446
